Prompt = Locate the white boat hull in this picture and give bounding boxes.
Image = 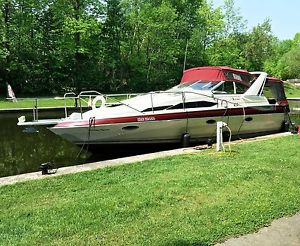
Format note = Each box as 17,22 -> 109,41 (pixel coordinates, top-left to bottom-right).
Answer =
17,66 -> 290,147
50,110 -> 285,145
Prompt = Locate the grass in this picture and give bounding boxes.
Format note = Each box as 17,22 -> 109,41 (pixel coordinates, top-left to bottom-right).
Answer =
0,135 -> 300,245
0,98 -> 76,109
0,83 -> 299,110
0,95 -> 129,109
284,82 -> 300,98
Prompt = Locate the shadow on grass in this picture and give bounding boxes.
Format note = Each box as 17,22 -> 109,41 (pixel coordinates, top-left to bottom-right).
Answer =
164,240 -> 210,246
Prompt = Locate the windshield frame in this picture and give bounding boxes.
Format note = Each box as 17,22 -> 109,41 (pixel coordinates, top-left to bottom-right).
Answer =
167,80 -> 222,93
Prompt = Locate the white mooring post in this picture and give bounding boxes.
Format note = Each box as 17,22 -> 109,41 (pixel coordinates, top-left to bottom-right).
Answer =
216,121 -> 227,152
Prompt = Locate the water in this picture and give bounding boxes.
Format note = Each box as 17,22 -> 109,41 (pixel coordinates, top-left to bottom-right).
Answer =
1,108 -> 299,178
0,111 -> 91,178
0,110 -> 178,178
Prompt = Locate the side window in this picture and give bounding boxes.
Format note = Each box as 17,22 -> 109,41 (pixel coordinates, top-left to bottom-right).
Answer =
264,82 -> 287,102
235,83 -> 248,94
214,82 -> 235,94
169,101 -> 217,109
262,85 -> 273,98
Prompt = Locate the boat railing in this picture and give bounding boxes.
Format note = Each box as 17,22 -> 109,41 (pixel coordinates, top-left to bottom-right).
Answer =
183,91 -> 240,108
77,91 -> 103,118
62,92 -> 77,119
92,90 -> 240,115
28,89 -> 242,123
61,91 -> 142,119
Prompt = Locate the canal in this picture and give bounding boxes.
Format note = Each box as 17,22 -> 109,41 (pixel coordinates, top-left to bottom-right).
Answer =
1,109 -> 299,178
0,110 -> 179,178
0,110 -> 90,178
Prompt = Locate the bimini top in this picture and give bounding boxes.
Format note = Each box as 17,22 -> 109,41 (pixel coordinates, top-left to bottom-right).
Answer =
181,66 -> 254,85
266,77 -> 284,84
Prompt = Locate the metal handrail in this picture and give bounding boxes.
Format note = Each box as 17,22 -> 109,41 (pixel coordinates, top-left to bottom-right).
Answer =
63,92 -> 76,118
78,90 -> 102,97
26,89 -> 246,125
95,90 -> 241,115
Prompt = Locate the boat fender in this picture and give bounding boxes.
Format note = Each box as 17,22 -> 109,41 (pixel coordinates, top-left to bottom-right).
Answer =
92,95 -> 106,110
40,162 -> 58,175
182,133 -> 190,148
290,122 -> 298,134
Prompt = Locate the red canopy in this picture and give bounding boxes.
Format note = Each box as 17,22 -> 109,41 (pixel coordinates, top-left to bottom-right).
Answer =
266,77 -> 284,84
181,66 -> 253,85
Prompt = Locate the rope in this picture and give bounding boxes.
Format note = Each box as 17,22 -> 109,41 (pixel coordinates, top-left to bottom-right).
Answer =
75,116 -> 95,160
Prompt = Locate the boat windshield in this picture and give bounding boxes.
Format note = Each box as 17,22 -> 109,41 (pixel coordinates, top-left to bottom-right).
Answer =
167,81 -> 217,92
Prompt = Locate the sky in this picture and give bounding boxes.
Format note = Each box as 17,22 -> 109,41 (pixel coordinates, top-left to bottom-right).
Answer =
212,0 -> 299,40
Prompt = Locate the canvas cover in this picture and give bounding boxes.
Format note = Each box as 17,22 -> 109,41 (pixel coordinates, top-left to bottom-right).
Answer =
265,77 -> 288,106
181,66 -> 253,85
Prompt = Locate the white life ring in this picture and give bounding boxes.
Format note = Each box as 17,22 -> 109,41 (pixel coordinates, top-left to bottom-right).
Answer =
91,95 -> 106,110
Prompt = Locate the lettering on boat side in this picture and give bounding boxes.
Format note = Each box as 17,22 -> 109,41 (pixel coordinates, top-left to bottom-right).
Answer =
137,117 -> 156,122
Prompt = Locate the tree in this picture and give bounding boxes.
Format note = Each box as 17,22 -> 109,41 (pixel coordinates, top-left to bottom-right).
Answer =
274,34 -> 300,79
277,46 -> 300,79
222,0 -> 246,36
187,1 -> 224,68
244,19 -> 275,71
121,1 -> 181,91
100,0 -> 126,92
62,0 -> 104,92
205,0 -> 247,68
0,0 -> 298,96
264,39 -> 293,77
264,33 -> 300,79
0,0 -> 13,92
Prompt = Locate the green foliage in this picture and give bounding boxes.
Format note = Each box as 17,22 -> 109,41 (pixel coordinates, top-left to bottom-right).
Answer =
0,0 -> 298,96
264,33 -> 300,79
1,135 -> 300,245
264,39 -> 294,77
206,0 -> 249,69
277,46 -> 300,79
284,82 -> 300,98
244,20 -> 275,71
222,0 -> 246,35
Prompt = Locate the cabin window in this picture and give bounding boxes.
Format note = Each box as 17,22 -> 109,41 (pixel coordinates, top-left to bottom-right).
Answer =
224,71 -> 254,83
262,85 -> 273,98
235,83 -> 248,94
142,105 -> 173,112
263,82 -> 287,102
213,81 -> 235,94
169,101 -> 217,109
189,82 -> 215,90
167,81 -> 216,92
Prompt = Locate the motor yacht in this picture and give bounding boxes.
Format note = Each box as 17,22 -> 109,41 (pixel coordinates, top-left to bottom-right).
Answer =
18,66 -> 289,146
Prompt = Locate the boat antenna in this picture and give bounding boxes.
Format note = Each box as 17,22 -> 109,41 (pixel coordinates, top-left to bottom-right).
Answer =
183,39 -> 189,72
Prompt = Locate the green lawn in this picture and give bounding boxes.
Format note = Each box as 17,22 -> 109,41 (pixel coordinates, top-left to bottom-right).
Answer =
0,95 -> 129,109
1,135 -> 300,245
0,98 -> 76,109
0,83 -> 300,110
284,82 -> 300,98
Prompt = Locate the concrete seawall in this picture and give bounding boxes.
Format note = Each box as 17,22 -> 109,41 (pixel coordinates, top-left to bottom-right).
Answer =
0,132 -> 292,187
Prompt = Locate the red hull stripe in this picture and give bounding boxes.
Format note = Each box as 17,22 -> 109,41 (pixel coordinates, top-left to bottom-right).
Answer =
54,106 -> 286,128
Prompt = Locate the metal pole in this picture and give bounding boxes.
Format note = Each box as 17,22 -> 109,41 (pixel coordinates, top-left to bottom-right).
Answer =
150,93 -> 154,113
36,98 -> 38,121
33,98 -> 39,121
64,98 -> 67,118
79,96 -> 83,119
216,121 -> 224,152
183,39 -> 189,72
33,99 -> 36,121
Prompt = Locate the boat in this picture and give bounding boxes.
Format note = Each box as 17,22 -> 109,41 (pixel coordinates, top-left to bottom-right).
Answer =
18,66 -> 290,146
